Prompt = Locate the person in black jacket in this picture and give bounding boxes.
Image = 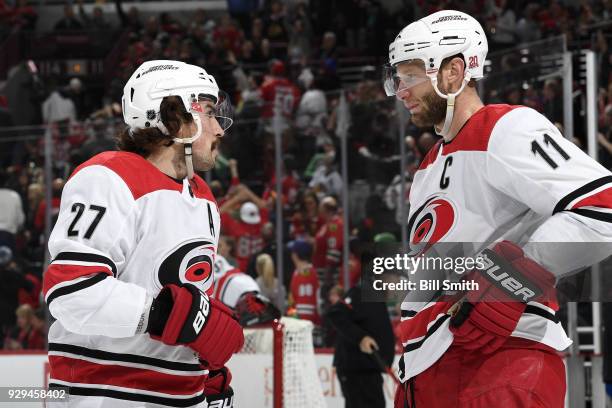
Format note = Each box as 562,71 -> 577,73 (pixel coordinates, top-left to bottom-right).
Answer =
326,282 -> 395,408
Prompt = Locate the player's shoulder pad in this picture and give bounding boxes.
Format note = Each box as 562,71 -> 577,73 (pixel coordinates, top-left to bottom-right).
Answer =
71,151 -> 184,200
488,106 -> 557,152
441,104 -> 520,156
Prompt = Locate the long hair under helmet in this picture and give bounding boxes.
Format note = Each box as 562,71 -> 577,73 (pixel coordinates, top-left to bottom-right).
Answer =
122,60 -> 233,179
384,10 -> 488,137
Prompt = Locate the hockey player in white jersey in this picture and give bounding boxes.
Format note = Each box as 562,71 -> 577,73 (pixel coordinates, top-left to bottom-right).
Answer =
43,60 -> 244,407
384,10 -> 612,408
212,254 -> 281,326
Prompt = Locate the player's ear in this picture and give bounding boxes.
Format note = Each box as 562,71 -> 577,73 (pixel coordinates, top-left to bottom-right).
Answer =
441,57 -> 465,93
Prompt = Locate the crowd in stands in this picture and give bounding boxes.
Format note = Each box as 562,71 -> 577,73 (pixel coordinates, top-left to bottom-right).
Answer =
0,0 -> 612,349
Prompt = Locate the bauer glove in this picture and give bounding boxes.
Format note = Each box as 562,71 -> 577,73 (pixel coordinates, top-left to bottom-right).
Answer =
449,241 -> 556,354
147,283 -> 244,369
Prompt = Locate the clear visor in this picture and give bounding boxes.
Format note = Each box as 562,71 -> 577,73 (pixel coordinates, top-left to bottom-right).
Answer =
187,90 -> 234,131
382,63 -> 429,97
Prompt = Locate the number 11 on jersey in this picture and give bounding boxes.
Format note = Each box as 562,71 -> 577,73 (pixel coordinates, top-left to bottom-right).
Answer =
531,133 -> 571,169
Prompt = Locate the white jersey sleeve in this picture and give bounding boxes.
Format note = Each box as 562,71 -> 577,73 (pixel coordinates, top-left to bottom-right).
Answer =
486,107 -> 612,273
43,165 -> 149,338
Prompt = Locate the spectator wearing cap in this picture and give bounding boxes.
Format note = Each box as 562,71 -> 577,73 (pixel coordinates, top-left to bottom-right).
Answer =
221,201 -> 268,271
254,253 -> 286,313
288,239 -> 320,325
259,59 -> 301,122
0,170 -> 24,252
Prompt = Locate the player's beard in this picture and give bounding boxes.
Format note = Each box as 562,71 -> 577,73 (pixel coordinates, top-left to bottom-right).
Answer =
193,140 -> 218,171
410,87 -> 447,128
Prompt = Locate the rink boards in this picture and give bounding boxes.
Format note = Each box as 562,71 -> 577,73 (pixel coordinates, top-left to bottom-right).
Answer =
0,351 -> 399,408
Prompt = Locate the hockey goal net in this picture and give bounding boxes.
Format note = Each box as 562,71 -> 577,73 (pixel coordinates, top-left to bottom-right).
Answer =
239,317 -> 326,408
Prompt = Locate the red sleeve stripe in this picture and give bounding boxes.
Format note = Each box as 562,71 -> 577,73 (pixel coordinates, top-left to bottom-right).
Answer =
49,355 -> 206,397
571,187 -> 612,210
43,263 -> 113,297
52,252 -> 117,276
45,273 -> 109,305
554,176 -> 612,213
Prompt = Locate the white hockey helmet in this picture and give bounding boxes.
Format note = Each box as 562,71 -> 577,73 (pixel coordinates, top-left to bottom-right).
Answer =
122,60 -> 233,178
385,10 -> 488,137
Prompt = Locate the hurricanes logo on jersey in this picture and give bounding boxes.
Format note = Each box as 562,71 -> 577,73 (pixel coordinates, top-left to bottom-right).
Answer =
158,240 -> 216,294
407,195 -> 456,255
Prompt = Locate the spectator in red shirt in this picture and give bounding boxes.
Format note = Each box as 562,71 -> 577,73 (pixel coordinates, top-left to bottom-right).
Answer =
312,196 -> 344,299
221,201 -> 268,271
259,60 -> 301,121
288,239 -> 320,325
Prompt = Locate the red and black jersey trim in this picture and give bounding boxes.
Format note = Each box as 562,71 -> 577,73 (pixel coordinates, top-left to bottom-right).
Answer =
398,313 -> 450,380
53,252 -> 117,277
570,208 -> 612,223
553,176 -> 612,217
402,314 -> 450,354
46,273 -> 108,306
400,310 -> 417,319
48,343 -> 204,372
48,384 -> 206,408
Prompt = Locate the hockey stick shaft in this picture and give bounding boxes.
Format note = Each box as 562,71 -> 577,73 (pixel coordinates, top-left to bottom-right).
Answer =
371,349 -> 401,386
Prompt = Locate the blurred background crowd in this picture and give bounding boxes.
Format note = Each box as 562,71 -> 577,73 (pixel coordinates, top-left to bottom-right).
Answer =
0,0 -> 611,354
